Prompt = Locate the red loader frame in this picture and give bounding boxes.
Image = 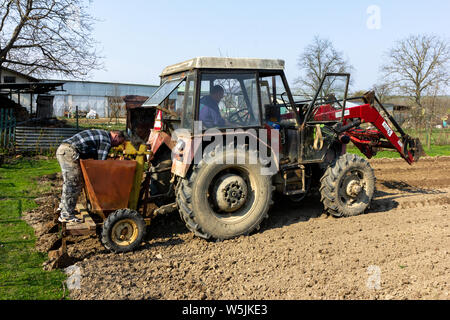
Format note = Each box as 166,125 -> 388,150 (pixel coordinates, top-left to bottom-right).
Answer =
313,91 -> 424,165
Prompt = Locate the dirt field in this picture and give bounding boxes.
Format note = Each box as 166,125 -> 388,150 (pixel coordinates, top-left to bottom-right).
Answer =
25,156 -> 450,300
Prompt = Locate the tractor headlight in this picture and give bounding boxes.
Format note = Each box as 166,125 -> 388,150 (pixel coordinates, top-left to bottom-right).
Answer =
174,140 -> 185,153
173,140 -> 185,161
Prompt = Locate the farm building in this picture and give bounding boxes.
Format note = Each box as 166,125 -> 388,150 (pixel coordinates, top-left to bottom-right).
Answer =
48,80 -> 160,118
0,67 -> 39,113
0,67 -> 64,121
0,67 -> 161,119
0,66 -> 38,84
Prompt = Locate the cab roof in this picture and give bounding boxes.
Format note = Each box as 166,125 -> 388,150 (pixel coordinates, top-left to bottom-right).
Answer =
160,57 -> 285,77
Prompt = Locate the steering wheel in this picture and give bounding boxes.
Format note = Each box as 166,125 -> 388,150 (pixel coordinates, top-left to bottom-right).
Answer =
228,107 -> 251,125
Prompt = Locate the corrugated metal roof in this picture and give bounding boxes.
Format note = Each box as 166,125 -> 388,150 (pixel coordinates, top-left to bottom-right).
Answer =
51,81 -> 158,97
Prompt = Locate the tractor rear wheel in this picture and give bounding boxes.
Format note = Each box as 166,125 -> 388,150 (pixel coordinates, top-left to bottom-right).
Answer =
320,153 -> 375,217
101,209 -> 146,253
176,148 -> 274,240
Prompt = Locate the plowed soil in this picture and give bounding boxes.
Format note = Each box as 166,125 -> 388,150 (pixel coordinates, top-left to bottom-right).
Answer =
25,157 -> 450,300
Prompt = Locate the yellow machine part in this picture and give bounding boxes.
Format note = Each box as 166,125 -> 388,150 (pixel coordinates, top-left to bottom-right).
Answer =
112,142 -> 149,211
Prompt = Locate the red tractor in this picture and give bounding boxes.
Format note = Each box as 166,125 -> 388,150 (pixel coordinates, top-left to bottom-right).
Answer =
129,57 -> 423,242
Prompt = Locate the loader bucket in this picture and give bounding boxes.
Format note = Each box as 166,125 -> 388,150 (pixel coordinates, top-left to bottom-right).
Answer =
404,136 -> 426,162
80,159 -> 137,215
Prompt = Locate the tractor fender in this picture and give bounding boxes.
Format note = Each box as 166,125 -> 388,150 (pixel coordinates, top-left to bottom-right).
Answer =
147,129 -> 176,160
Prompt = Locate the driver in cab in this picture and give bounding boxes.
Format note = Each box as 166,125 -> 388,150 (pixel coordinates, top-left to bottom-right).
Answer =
199,85 -> 226,128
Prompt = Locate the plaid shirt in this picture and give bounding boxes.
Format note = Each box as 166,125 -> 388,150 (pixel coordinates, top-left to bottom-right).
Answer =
64,129 -> 112,160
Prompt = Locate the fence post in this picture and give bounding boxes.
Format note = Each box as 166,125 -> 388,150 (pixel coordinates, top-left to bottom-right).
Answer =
5,108 -> 9,148
8,108 -> 12,148
1,108 -> 5,149
0,108 -> 4,148
76,105 -> 79,131
11,109 -> 16,150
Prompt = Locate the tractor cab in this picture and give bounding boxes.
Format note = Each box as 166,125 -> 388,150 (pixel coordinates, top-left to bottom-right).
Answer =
143,57 -> 305,173
139,57 -> 299,134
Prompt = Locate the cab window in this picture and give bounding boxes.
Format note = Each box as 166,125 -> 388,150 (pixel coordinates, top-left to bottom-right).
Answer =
259,74 -> 296,123
198,73 -> 261,129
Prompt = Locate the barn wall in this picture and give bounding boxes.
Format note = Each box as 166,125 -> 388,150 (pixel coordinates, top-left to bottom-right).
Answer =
50,81 -> 159,117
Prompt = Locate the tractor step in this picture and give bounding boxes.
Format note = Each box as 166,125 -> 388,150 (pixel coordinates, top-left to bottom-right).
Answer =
281,165 -> 306,196
64,206 -> 97,236
153,202 -> 177,216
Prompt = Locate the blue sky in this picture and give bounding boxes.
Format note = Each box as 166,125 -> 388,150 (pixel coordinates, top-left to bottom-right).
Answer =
88,0 -> 450,91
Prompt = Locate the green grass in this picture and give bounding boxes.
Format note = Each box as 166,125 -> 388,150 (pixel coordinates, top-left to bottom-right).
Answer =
74,122 -> 126,131
0,158 -> 66,300
60,117 -> 126,131
347,144 -> 450,159
406,128 -> 450,146
345,123 -> 449,159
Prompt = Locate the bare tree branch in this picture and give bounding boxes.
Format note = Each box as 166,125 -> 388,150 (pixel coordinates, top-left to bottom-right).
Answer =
381,34 -> 450,108
0,0 -> 14,32
294,35 -> 353,98
381,34 -> 450,130
0,0 -> 103,79
372,82 -> 392,104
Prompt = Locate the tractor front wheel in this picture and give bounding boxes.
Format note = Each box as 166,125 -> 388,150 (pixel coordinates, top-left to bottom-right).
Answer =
176,148 -> 274,240
320,154 -> 375,217
101,209 -> 146,253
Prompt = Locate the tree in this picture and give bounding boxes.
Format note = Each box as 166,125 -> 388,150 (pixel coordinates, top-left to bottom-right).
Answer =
350,89 -> 368,98
372,82 -> 392,104
108,96 -> 125,125
295,36 -> 354,98
381,34 -> 450,127
0,0 -> 103,78
421,84 -> 441,149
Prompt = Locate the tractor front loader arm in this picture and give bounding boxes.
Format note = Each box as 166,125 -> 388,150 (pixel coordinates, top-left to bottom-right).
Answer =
314,91 -> 425,165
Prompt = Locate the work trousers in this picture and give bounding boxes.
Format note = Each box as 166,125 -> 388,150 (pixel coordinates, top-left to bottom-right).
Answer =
56,143 -> 83,215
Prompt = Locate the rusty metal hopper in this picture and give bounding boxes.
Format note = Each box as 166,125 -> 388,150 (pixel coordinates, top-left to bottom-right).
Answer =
80,159 -> 137,215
